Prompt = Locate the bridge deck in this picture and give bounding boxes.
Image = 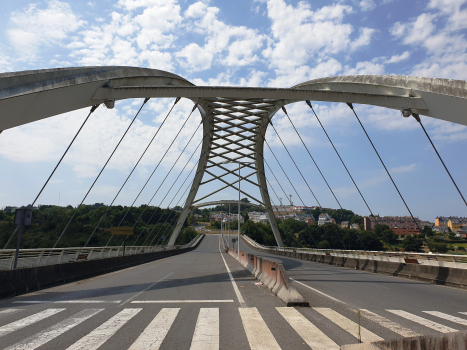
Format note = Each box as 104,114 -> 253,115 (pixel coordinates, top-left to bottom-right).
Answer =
0,235 -> 466,349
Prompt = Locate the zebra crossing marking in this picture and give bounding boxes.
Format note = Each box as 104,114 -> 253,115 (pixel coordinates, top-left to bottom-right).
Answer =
131,300 -> 234,303
190,308 -> 219,350
4,309 -> 103,350
423,311 -> 467,326
314,307 -> 384,343
65,308 -> 142,350
239,307 -> 281,350
387,310 -> 458,333
276,307 -> 339,350
128,308 -> 180,350
359,309 -> 420,338
0,308 -> 65,338
13,300 -> 120,304
0,309 -> 22,320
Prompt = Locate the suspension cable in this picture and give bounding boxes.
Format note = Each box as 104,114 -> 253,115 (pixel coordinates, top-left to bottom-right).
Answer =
347,103 -> 429,250
115,102 -> 198,230
3,104 -> 100,249
82,98 -> 179,247
132,140 -> 202,246
306,101 -> 390,251
281,106 -> 341,208
413,113 -> 467,209
143,161 -> 198,247
106,105 -> 201,247
53,99 -> 149,248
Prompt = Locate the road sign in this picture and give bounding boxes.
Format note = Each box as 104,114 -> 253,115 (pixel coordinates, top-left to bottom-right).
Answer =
232,238 -> 237,243
110,227 -> 134,235
14,208 -> 32,226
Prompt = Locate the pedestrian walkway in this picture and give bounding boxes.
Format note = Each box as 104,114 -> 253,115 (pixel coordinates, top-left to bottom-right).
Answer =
1,304 -> 466,349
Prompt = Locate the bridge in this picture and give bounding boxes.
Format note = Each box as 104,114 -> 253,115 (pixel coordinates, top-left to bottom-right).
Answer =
0,67 -> 467,349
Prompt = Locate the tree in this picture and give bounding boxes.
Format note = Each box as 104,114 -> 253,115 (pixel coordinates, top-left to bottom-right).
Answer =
240,198 -> 250,203
401,235 -> 423,252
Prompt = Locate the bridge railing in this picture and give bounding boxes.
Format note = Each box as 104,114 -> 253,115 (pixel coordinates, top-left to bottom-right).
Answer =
0,245 -> 184,271
242,235 -> 467,268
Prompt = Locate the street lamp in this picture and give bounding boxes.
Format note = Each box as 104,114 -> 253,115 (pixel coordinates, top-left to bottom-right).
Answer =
220,160 -> 257,259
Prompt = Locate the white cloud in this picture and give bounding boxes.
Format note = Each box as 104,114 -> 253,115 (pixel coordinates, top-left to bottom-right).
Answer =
385,51 -> 410,63
344,61 -> 385,75
176,43 -> 213,71
8,0 -> 85,60
390,164 -> 417,174
359,0 -> 376,11
350,27 -> 375,51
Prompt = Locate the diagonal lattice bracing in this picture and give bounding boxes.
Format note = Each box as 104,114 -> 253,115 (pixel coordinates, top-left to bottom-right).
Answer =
167,98 -> 285,246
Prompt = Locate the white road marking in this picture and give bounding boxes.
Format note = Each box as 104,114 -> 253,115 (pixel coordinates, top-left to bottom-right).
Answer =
4,309 -> 103,350
290,279 -> 345,305
239,307 -> 281,350
387,310 -> 458,333
131,300 -> 234,303
423,311 -> 467,326
314,307 -> 384,343
276,307 -> 339,350
0,308 -> 65,337
190,308 -> 219,350
66,308 -> 142,350
128,308 -> 179,350
459,312 -> 467,316
0,309 -> 22,319
218,236 -> 246,307
359,309 -> 420,338
13,300 -> 121,304
120,272 -> 173,306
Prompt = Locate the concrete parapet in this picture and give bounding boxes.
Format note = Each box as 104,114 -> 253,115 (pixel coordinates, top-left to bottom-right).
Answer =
341,330 -> 467,350
227,247 -> 308,307
241,237 -> 467,290
0,235 -> 205,299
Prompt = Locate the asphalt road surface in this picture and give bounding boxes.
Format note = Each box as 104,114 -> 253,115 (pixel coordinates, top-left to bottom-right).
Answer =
0,234 -> 466,349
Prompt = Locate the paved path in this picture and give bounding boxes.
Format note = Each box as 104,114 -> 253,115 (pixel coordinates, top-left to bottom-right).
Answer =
0,235 -> 466,349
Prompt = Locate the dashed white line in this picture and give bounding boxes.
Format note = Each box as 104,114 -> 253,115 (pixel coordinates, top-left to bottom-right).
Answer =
190,308 -> 219,350
387,310 -> 458,333
276,307 -> 339,350
4,309 -> 103,350
314,307 -> 384,343
66,308 -> 142,350
239,307 -> 281,350
0,308 -> 65,338
129,308 -> 180,350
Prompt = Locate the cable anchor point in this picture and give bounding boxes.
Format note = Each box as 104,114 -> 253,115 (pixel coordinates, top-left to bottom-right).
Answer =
305,100 -> 312,109
346,102 -> 354,110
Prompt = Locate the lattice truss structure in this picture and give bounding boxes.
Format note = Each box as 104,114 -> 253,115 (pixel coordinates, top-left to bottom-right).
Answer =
169,97 -> 285,246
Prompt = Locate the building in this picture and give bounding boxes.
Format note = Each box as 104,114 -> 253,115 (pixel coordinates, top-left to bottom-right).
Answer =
249,211 -> 268,223
341,221 -> 349,229
291,206 -> 320,212
448,217 -> 467,233
318,213 -> 335,226
307,217 -> 315,225
366,216 -> 422,238
350,223 -> 360,230
435,217 -> 450,229
363,217 -> 371,231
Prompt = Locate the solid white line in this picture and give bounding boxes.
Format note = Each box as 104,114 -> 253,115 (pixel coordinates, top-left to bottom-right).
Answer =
359,309 -> 420,338
276,307 -> 339,350
128,308 -> 180,350
291,278 -> 345,304
239,307 -> 281,350
190,308 -> 219,350
66,308 -> 142,350
314,307 -> 384,343
120,272 -> 173,306
13,300 -> 121,304
131,300 -> 234,303
4,309 -> 103,350
386,310 -> 458,333
0,308 -> 65,337
218,236 -> 246,307
423,311 -> 467,326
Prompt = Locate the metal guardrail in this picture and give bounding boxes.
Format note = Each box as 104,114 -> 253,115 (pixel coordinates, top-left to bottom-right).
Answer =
0,233 -> 205,271
242,235 -> 467,268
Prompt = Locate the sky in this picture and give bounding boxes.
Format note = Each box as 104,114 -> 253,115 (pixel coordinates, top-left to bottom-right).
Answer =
0,0 -> 466,222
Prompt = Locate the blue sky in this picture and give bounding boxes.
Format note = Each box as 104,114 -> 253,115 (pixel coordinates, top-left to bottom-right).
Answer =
0,0 -> 466,221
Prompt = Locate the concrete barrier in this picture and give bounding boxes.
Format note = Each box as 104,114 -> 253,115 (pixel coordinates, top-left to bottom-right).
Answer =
241,237 -> 467,290
0,235 -> 205,299
341,329 -> 467,350
226,247 -> 308,307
